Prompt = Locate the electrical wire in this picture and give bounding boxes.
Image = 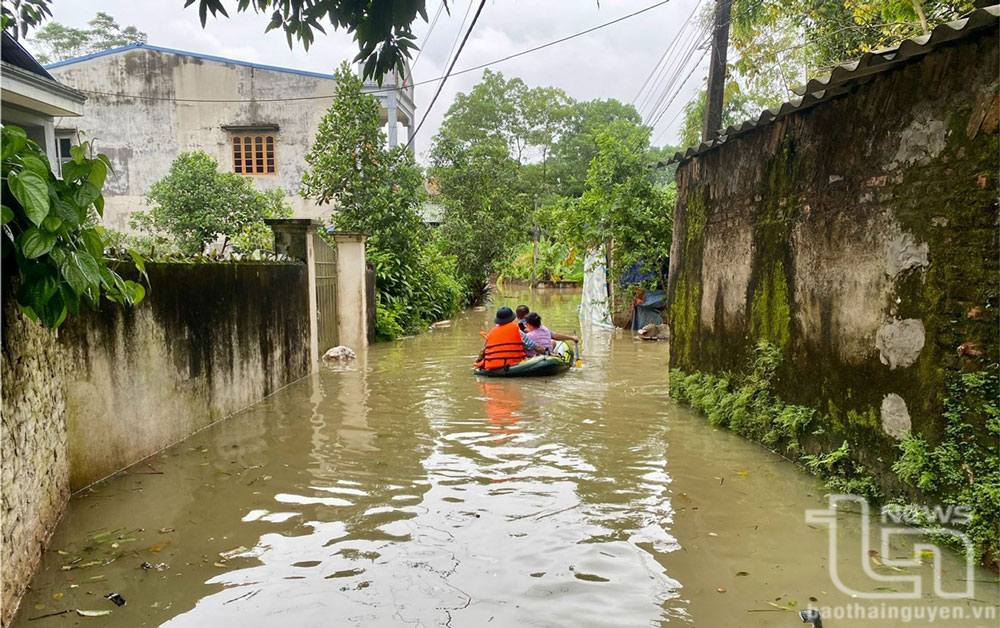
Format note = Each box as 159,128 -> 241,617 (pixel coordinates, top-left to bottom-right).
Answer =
406,0 -> 486,148
632,0 -> 702,107
411,0 -> 447,70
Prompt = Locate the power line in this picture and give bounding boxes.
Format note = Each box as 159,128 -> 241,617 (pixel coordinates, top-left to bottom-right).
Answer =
411,0 -> 447,70
632,0 -> 702,106
65,0 -> 676,104
406,0 -> 486,148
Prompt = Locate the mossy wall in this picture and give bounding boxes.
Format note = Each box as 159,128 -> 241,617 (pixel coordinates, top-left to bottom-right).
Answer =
667,32 -> 998,509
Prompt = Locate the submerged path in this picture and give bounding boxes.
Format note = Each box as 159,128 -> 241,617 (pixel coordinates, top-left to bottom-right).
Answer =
13,291 -> 997,627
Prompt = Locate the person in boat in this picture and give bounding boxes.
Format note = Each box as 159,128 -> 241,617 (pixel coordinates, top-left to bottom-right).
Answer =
522,312 -> 553,357
476,306 -> 540,370
515,304 -> 579,344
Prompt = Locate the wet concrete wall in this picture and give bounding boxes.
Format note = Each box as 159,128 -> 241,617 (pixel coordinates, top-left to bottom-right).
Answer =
1,261 -> 310,623
667,33 -> 998,487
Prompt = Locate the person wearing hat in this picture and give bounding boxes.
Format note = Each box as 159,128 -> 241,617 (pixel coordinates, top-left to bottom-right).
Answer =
476,306 -> 539,370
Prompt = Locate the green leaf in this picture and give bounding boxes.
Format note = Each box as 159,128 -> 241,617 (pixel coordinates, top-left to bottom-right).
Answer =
61,258 -> 90,297
69,143 -> 87,165
73,250 -> 103,287
73,181 -> 101,209
87,159 -> 107,188
93,193 -> 104,217
20,152 -> 51,179
128,249 -> 147,275
81,229 -> 105,260
97,153 -> 114,174
61,283 -> 80,316
54,199 -> 80,230
1,206 -> 13,226
7,170 -> 50,226
2,126 -> 27,161
20,227 -> 57,259
60,160 -> 90,182
41,215 -> 62,232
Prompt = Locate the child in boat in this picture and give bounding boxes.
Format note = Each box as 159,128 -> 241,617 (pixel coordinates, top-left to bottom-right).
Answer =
523,312 -> 553,357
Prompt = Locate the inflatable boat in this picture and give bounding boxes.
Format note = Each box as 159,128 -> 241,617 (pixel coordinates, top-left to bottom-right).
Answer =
473,342 -> 575,378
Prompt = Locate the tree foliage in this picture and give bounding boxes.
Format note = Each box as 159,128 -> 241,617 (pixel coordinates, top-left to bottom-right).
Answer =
1,126 -> 146,329
29,12 -> 148,64
553,121 -> 674,290
302,62 -> 460,339
184,0 -> 430,82
131,151 -> 291,255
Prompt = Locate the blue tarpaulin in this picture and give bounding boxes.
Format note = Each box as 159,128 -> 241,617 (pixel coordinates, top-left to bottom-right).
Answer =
632,290 -> 667,331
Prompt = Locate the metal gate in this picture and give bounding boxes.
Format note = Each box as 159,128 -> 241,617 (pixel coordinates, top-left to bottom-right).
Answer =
313,233 -> 339,352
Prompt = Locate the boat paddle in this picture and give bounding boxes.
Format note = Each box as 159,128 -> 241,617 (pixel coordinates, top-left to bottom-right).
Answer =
574,332 -> 582,368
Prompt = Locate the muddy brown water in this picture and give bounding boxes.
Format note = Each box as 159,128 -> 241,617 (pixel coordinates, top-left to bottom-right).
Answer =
13,291 -> 998,627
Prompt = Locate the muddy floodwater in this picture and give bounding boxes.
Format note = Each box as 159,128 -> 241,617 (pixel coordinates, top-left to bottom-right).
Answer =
13,291 -> 998,627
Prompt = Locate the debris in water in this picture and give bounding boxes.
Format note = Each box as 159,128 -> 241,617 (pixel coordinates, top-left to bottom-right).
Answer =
799,609 -> 823,627
27,609 -> 71,621
76,609 -> 112,617
736,571 -> 750,577
716,587 -> 726,593
219,546 -> 248,560
159,527 -> 175,534
104,593 -> 126,607
52,593 -> 64,600
148,540 -> 170,552
141,561 -> 153,571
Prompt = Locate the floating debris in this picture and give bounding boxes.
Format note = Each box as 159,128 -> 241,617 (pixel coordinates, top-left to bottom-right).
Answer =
219,546 -> 248,560
800,608 -> 823,627
104,593 -> 126,607
76,609 -> 112,617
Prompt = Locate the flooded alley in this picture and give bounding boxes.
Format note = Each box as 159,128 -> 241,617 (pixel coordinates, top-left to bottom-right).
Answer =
12,291 -> 998,627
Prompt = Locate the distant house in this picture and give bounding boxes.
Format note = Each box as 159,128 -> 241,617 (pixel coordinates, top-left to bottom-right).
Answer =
1,32 -> 85,160
45,43 -> 415,232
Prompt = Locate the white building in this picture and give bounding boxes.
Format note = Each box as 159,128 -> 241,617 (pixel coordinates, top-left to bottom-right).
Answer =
46,43 -> 414,232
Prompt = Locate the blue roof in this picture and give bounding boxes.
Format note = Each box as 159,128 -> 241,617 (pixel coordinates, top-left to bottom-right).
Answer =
44,42 -> 337,80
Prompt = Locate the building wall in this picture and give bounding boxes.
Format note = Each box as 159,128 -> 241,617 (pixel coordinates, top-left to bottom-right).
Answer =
48,48 -> 336,231
667,34 -> 998,485
0,261 -> 311,624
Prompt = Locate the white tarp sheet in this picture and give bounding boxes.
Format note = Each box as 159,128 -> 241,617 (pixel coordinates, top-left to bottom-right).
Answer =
580,248 -> 614,328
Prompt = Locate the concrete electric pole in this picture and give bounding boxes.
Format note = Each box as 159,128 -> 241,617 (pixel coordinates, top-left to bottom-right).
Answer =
702,0 -> 733,142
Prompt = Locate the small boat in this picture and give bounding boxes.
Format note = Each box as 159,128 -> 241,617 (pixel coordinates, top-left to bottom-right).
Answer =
473,341 -> 575,378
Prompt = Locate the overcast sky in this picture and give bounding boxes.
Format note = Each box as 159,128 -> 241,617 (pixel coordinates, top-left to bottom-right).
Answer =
29,0 -> 711,161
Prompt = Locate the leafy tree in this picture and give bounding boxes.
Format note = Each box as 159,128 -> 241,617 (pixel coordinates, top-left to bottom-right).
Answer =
553,120 -> 673,291
431,136 -> 531,304
1,125 -> 146,328
1,0 -> 51,41
131,152 -> 291,255
550,98 -> 644,197
302,62 -> 461,338
29,12 -> 148,64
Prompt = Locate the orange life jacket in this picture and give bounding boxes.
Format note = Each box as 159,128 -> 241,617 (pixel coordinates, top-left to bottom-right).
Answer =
483,321 -> 526,370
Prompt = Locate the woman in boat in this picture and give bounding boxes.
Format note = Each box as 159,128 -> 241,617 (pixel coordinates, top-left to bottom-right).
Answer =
522,312 -> 553,357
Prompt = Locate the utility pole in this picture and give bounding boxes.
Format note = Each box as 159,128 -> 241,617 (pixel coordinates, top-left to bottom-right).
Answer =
703,0 -> 733,142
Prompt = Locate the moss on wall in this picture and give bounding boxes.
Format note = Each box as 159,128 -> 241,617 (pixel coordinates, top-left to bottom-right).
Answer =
667,31 -> 999,565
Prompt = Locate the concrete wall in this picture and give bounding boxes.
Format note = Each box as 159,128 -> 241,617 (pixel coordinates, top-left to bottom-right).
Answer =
1,287 -> 70,627
0,261 -> 311,624
667,33 -> 998,484
48,48 -> 336,231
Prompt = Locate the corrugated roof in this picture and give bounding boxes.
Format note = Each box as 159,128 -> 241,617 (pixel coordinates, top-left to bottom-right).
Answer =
45,42 -> 337,81
657,5 -> 1000,167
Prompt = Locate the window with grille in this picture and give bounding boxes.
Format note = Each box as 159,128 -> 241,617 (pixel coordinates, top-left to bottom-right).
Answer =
232,135 -> 276,175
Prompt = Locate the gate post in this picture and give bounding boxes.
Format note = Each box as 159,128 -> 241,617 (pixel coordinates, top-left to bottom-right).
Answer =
330,232 -> 369,351
267,218 -> 321,367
